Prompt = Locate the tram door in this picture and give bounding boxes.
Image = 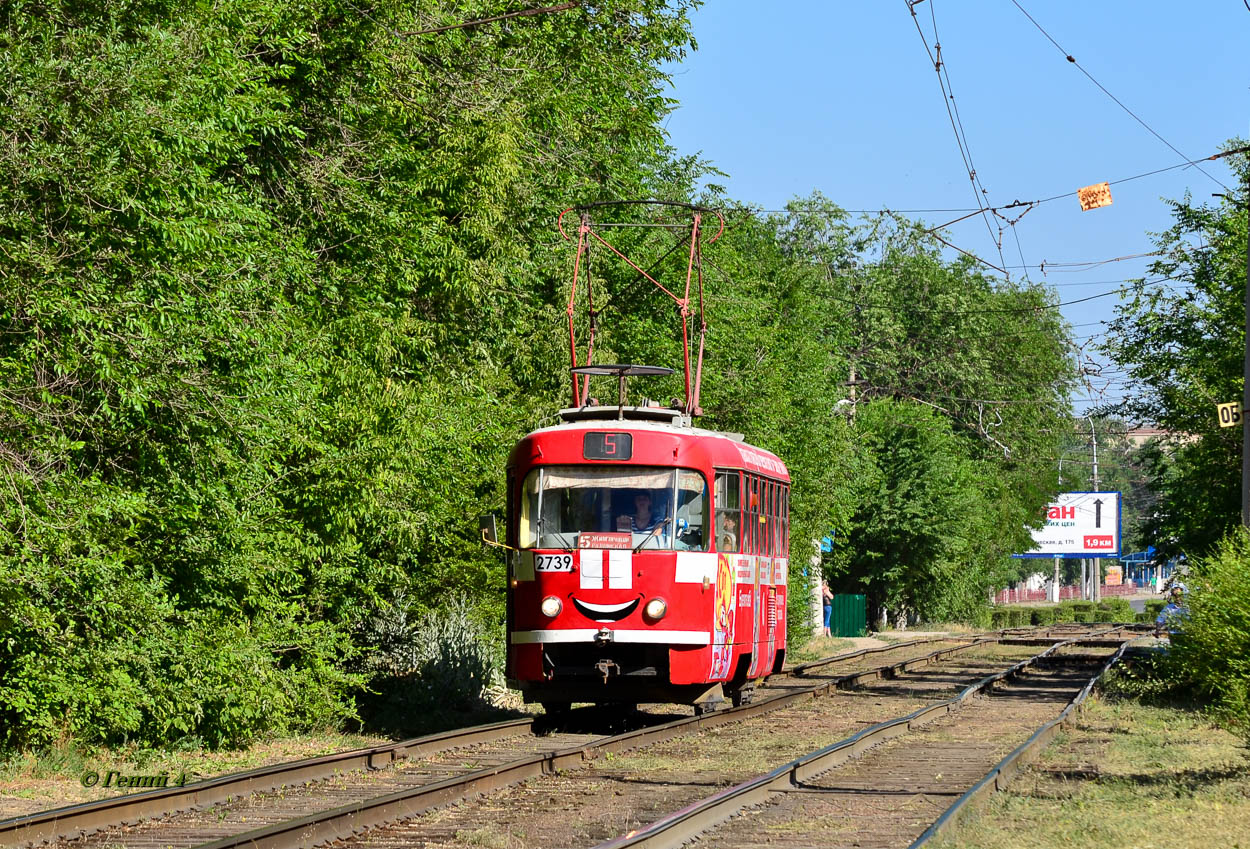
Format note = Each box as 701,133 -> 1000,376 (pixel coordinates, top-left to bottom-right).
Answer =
744,475 -> 769,678
762,480 -> 777,674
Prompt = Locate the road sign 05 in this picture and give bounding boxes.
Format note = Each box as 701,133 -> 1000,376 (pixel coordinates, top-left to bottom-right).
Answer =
1218,401 -> 1242,428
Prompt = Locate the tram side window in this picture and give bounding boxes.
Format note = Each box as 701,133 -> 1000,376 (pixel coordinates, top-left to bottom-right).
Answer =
780,486 -> 790,557
765,480 -> 776,557
519,470 -> 541,549
714,471 -> 741,553
675,470 -> 710,551
773,483 -> 783,555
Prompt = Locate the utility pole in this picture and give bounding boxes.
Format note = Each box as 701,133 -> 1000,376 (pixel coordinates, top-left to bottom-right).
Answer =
1212,144 -> 1250,527
1088,415 -> 1100,603
1243,167 -> 1250,528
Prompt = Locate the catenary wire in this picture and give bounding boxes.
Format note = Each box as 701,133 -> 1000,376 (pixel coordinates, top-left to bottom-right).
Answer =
904,0 -> 1011,273
1007,0 -> 1231,192
748,146 -> 1249,220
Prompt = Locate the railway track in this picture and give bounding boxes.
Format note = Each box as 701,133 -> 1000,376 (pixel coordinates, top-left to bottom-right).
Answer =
0,626 -> 1137,849
588,641 -> 1129,849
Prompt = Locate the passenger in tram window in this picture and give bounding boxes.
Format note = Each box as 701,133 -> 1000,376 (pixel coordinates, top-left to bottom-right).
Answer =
717,510 -> 739,553
713,470 -> 741,553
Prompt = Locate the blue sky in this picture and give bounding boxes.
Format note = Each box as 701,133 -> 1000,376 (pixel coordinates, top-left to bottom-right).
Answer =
661,1 -> 1248,415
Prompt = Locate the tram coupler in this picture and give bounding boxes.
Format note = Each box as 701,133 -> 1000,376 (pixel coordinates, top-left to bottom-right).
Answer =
595,659 -> 621,684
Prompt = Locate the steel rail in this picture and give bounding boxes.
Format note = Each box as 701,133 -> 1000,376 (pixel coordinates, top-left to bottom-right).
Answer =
0,718 -> 533,848
908,639 -> 1132,847
787,637 -> 967,676
589,635 -> 1123,849
185,635 -> 1023,849
789,623 -> 1142,677
808,639 -> 993,688
998,621 -> 1148,646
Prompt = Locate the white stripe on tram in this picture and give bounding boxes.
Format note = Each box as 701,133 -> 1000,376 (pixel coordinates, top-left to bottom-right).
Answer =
510,629 -> 711,645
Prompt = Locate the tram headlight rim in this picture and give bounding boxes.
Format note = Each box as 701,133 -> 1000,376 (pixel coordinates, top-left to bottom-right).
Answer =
643,597 -> 668,622
540,596 -> 562,618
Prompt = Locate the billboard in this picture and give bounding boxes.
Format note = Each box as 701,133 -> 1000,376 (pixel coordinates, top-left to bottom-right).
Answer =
1016,491 -> 1121,558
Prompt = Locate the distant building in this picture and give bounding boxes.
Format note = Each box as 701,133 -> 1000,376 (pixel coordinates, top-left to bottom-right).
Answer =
1124,427 -> 1194,448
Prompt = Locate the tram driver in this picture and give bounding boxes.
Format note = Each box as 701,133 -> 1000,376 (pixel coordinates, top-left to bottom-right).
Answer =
618,490 -> 664,533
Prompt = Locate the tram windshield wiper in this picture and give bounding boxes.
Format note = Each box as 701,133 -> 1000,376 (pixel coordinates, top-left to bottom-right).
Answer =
633,517 -> 671,553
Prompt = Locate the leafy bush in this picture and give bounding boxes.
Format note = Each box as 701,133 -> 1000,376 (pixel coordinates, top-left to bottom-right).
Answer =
1069,601 -> 1095,614
0,556 -> 361,750
1031,607 -> 1055,626
1096,598 -> 1133,621
1168,529 -> 1250,739
1052,605 -> 1075,624
1073,611 -> 1094,623
1145,599 -> 1166,618
990,609 -> 1010,628
1101,650 -> 1192,704
356,595 -> 505,735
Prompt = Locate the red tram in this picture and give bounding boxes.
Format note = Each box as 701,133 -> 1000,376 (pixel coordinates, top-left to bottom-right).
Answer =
504,402 -> 790,710
502,204 -> 791,711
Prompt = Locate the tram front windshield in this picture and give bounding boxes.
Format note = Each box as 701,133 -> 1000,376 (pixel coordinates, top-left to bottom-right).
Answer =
520,466 -> 708,551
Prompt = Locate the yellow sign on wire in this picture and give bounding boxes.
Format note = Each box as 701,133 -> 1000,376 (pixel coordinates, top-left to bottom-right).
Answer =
1078,182 -> 1113,211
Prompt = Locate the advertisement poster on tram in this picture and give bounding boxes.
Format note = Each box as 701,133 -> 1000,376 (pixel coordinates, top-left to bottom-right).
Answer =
1016,491 -> 1122,558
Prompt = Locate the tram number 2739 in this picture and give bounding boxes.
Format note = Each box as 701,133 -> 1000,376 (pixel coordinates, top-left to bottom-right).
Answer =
534,553 -> 574,572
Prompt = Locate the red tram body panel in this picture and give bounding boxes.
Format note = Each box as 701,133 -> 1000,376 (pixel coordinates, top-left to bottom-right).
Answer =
505,407 -> 790,708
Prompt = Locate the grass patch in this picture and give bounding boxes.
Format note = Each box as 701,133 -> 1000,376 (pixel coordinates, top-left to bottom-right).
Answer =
0,731 -> 390,815
933,696 -> 1250,849
907,622 -> 982,634
453,825 -> 523,848
788,635 -> 857,663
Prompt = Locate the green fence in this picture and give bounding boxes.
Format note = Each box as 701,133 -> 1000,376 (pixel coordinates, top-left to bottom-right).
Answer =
830,593 -> 867,637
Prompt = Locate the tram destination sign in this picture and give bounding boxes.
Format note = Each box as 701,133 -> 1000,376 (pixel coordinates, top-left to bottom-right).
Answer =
1015,491 -> 1122,558
583,431 -> 632,460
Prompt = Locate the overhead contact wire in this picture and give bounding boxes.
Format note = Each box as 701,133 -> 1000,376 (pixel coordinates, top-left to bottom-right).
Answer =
1008,0 -> 1231,192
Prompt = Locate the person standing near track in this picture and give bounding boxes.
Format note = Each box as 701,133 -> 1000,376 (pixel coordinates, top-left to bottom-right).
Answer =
821,579 -> 834,637
1155,584 -> 1188,638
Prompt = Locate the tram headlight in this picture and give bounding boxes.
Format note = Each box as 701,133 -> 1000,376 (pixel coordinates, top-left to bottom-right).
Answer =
540,596 -> 563,618
644,597 -> 668,621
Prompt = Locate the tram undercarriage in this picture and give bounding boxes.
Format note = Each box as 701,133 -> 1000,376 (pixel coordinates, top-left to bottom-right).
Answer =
510,642 -> 773,710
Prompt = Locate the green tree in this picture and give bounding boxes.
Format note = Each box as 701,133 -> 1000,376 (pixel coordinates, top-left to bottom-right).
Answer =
0,0 -> 698,750
837,400 -> 1007,623
1102,142 -> 1249,559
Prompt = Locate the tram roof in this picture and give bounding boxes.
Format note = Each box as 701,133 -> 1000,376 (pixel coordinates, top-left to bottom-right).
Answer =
515,406 -> 790,481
